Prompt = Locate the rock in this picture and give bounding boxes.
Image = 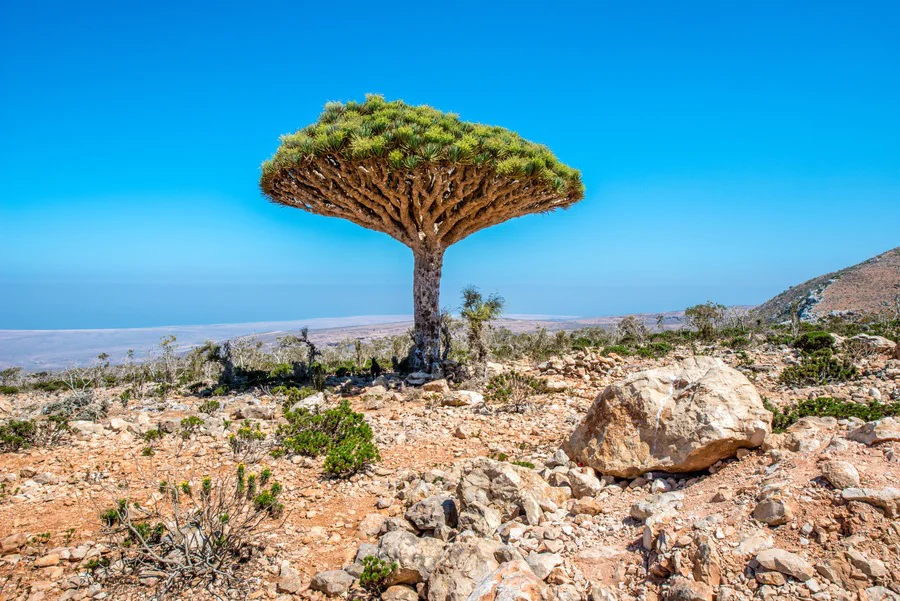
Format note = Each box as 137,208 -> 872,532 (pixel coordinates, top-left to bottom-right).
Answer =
755,570 -> 786,586
866,587 -> 900,601
407,372 -> 432,386
630,491 -> 684,521
290,391 -> 325,412
841,487 -> 900,517
820,459 -> 860,489
565,357 -> 771,477
359,513 -> 387,538
1,533 -> 26,554
455,424 -> 476,439
755,548 -> 814,581
457,502 -> 503,537
158,417 -> 180,433
525,552 -> 562,581
377,530 -> 446,585
664,576 -> 713,601
752,498 -> 793,526
310,569 -> 354,596
815,557 -> 853,589
278,562 -> 303,594
427,539 -> 507,601
848,418 -> 900,446
845,548 -> 888,580
406,495 -> 458,531
384,586 -> 420,601
443,391 -> 484,408
424,379 -> 450,393
457,458 -> 569,526
567,469 -> 602,499
692,538 -> 721,587
572,497 -> 604,516
69,420 -> 106,436
764,417 -> 837,453
34,554 -> 60,567
467,559 -> 547,601
239,404 -> 275,420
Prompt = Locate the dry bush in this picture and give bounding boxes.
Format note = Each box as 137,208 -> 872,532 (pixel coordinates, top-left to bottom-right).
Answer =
95,464 -> 284,598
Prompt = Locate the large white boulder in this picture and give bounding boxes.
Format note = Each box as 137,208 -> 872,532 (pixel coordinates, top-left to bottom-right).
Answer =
565,357 -> 771,477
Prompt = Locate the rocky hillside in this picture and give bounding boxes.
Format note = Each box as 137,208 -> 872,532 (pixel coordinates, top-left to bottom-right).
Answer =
0,334 -> 899,601
753,247 -> 900,323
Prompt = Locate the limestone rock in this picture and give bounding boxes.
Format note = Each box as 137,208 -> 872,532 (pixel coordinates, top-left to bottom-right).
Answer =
443,391 -> 484,408
406,495 -> 458,531
310,569 -> 354,596
664,576 -> 713,601
567,468 -> 602,499
377,530 -> 446,585
755,548 -> 814,581
848,418 -> 900,446
427,539 -> 507,601
848,334 -> 897,355
752,497 -> 793,526
457,458 -> 569,526
842,487 -> 900,517
467,559 -> 547,601
819,459 -> 860,489
565,357 -> 771,477
278,562 -> 303,594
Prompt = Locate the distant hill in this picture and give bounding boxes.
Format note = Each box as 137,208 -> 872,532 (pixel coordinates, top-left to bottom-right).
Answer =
753,247 -> 900,323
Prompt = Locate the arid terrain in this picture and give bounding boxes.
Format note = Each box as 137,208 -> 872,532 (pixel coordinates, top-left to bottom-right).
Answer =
1,327 -> 899,601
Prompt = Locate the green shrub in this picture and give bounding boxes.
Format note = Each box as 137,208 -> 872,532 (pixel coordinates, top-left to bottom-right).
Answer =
726,336 -> 750,349
269,363 -> 294,379
779,350 -> 857,386
0,416 -> 69,452
212,385 -> 228,396
359,555 -> 397,594
635,342 -> 673,358
484,371 -> 546,412
793,331 -> 834,354
0,386 -> 19,395
765,397 -> 900,433
198,399 -> 221,414
179,416 -> 204,439
274,400 -> 379,477
512,460 -> 535,469
229,421 -> 267,461
602,345 -> 633,357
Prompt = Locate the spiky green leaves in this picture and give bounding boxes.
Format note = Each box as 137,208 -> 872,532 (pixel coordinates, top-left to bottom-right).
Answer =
261,94 -> 583,196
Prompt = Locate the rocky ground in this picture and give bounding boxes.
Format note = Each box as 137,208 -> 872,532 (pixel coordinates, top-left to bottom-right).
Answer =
1,336 -> 899,601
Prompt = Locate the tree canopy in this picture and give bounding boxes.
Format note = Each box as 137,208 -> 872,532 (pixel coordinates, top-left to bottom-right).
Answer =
260,95 -> 584,250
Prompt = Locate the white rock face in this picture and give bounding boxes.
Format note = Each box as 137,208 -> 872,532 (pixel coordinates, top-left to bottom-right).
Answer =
565,357 -> 772,477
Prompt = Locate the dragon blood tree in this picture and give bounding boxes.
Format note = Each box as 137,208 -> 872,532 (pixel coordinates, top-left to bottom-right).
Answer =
260,95 -> 584,373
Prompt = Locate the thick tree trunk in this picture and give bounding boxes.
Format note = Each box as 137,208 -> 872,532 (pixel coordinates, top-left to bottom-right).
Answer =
412,248 -> 444,373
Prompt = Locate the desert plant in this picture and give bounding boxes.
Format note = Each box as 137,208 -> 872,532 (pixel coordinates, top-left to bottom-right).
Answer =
685,302 -> 727,340
779,350 -> 858,386
461,286 -> 505,379
260,95 -> 584,373
97,466 -> 283,596
765,397 -> 900,433
198,400 -> 221,414
274,400 -> 379,477
229,421 -> 268,463
792,331 -> 834,354
179,416 -> 204,439
483,371 -> 546,413
359,555 -> 397,594
0,416 -> 69,452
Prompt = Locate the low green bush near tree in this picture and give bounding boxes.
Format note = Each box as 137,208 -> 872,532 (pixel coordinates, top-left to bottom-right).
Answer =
0,416 -> 69,452
273,400 -> 379,477
764,397 -> 900,433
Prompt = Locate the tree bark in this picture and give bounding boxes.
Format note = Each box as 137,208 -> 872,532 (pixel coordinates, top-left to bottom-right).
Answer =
412,248 -> 444,373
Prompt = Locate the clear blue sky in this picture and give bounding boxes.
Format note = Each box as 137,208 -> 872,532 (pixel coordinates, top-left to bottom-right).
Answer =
1,1 -> 898,329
